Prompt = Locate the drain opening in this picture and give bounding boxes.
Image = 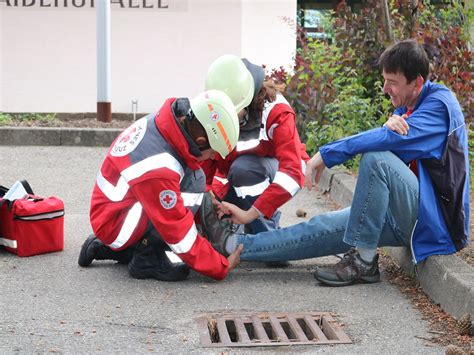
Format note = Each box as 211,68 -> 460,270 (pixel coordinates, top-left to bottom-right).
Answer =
244,322 -> 256,340
262,321 -> 276,341
225,320 -> 237,342
280,320 -> 297,340
197,312 -> 351,348
297,317 -> 315,340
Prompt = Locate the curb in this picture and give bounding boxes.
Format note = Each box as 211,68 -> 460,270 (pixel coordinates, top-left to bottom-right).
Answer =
0,127 -> 121,147
321,168 -> 474,319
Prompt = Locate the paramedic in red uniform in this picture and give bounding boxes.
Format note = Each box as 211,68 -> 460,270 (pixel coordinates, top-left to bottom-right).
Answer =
78,90 -> 243,281
202,55 -> 310,237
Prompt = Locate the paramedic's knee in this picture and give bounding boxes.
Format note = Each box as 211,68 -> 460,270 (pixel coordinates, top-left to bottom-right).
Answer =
228,155 -> 267,187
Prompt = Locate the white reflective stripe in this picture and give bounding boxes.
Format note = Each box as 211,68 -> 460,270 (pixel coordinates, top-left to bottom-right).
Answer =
109,202 -> 143,249
267,123 -> 279,139
301,160 -> 306,176
234,178 -> 270,198
16,210 -> 64,221
96,172 -> 130,202
97,153 -> 184,202
165,251 -> 183,263
236,139 -> 260,152
261,93 -> 290,140
122,153 -> 184,183
273,171 -> 301,196
181,192 -> 203,207
237,93 -> 290,152
168,223 -> 197,254
213,176 -> 229,185
0,237 -> 17,249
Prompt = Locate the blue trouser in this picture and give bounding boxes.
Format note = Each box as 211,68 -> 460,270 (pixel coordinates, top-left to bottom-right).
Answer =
234,151 -> 419,261
224,154 -> 280,234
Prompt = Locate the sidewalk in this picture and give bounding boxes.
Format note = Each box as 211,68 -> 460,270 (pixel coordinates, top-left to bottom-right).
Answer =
1,125 -> 472,321
1,145 -> 440,353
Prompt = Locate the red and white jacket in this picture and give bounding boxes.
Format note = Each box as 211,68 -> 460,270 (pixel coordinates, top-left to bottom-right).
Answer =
90,98 -> 229,280
204,94 -> 310,219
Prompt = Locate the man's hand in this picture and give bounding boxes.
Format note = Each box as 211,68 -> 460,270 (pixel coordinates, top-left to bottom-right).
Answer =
305,152 -> 326,191
384,114 -> 409,135
227,244 -> 244,271
208,190 -> 220,206
217,202 -> 259,224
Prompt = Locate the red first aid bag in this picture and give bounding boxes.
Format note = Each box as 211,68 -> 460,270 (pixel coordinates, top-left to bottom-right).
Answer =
0,183 -> 65,257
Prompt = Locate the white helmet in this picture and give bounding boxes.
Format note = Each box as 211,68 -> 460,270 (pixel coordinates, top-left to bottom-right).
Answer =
205,54 -> 255,112
190,90 -> 239,158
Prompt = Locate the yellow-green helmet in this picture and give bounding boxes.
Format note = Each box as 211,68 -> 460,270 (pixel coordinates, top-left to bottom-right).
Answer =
190,90 -> 240,159
205,54 -> 254,112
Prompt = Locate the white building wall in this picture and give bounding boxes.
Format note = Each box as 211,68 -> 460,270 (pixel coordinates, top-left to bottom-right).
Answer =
0,0 -> 296,114
241,0 -> 296,73
0,10 -> 3,111
2,9 -> 97,113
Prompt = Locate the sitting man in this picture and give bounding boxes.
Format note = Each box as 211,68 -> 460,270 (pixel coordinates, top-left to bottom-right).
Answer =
78,90 -> 243,281
204,39 -> 470,287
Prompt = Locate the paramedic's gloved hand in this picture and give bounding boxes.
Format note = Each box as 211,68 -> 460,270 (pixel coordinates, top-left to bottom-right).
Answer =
227,244 -> 244,271
305,152 -> 326,190
217,201 -> 259,224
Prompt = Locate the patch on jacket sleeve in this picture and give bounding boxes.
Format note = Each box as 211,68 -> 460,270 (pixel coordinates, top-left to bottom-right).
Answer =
159,190 -> 177,209
111,118 -> 147,157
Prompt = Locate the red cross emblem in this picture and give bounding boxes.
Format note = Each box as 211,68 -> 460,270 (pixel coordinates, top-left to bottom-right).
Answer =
210,111 -> 219,121
159,190 -> 177,209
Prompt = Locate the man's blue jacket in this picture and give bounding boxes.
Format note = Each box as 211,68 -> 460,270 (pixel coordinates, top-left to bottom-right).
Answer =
319,80 -> 470,263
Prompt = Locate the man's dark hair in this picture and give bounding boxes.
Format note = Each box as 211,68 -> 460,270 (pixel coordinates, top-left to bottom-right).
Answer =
378,39 -> 430,82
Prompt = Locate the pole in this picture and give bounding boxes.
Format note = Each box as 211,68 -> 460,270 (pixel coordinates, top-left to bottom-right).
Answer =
381,0 -> 394,43
97,0 -> 112,122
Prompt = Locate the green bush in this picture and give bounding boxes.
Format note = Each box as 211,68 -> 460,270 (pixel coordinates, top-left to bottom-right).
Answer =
392,0 -> 473,123
280,0 -> 472,171
306,79 -> 390,169
283,5 -> 391,168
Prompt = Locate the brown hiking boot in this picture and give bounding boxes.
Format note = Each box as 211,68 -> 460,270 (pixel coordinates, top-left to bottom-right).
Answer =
313,248 -> 380,287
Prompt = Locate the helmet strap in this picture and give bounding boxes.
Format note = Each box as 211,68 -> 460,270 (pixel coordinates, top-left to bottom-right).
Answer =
240,107 -> 262,132
184,113 -> 210,151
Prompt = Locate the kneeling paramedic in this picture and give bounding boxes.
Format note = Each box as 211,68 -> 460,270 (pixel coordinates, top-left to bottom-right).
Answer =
78,90 -> 243,281
203,55 -> 309,236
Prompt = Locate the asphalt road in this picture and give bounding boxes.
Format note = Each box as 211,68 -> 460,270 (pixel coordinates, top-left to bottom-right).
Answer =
0,146 -> 442,354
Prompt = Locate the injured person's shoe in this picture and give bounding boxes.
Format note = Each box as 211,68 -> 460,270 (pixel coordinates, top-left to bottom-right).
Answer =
199,192 -> 235,256
128,236 -> 190,281
78,234 -> 132,267
313,248 -> 380,287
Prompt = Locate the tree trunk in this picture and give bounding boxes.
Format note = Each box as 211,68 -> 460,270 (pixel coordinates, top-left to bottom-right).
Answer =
381,0 -> 394,42
410,0 -> 420,37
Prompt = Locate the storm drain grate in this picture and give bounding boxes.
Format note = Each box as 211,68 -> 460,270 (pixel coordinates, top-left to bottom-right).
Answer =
196,312 -> 351,347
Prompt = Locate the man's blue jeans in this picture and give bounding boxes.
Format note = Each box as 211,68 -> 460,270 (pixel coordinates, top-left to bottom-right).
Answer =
234,151 -> 419,262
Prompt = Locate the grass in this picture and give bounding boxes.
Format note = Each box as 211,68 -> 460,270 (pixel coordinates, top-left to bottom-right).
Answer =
0,112 -> 60,126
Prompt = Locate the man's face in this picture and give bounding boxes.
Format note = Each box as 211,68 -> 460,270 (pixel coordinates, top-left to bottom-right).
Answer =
382,70 -> 421,109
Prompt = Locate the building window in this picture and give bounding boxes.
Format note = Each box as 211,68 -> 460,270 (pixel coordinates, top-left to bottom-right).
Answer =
297,1 -> 363,39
